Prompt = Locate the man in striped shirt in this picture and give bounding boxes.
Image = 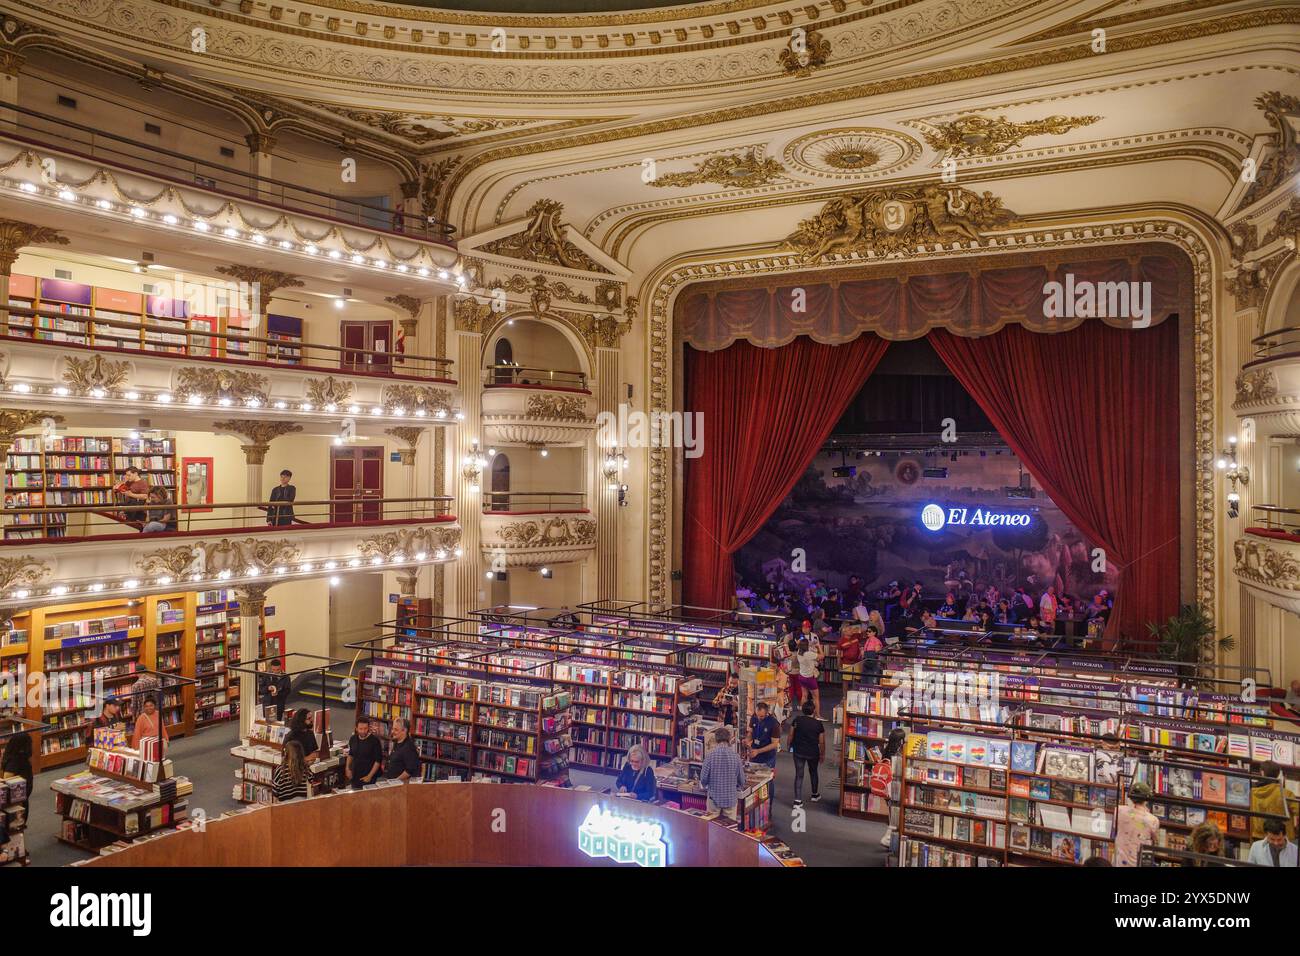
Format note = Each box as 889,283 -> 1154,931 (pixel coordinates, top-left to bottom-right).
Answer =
700,727 -> 746,822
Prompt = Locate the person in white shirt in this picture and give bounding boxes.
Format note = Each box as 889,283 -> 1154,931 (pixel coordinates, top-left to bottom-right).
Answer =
852,598 -> 870,623
1247,819 -> 1298,867
1039,586 -> 1058,628
795,638 -> 823,720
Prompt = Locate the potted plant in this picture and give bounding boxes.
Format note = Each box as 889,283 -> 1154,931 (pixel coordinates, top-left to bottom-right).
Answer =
1148,604 -> 1234,670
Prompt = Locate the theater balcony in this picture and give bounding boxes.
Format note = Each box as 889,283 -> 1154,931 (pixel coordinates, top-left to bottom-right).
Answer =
1235,506 -> 1300,614
479,492 -> 594,568
481,365 -> 594,447
1234,330 -> 1300,436
0,496 -> 461,612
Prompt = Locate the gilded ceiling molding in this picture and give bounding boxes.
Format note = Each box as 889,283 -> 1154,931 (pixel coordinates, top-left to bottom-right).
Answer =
647,150 -> 786,189
921,114 -> 1102,158
303,376 -> 355,407
641,223 -> 1217,620
481,201 -> 610,274
0,218 -> 68,275
784,185 -> 1019,262
779,30 -> 830,77
1239,92 -> 1300,210
312,106 -> 534,145
176,367 -> 271,405
61,354 -> 131,394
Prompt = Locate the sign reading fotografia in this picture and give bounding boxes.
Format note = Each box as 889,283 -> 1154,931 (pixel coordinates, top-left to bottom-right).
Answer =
921,503 -> 1033,532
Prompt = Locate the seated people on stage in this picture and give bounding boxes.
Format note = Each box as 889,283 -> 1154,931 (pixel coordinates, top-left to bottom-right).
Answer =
614,744 -> 658,801
384,718 -> 420,782
273,741 -> 310,801
937,592 -> 959,618
345,718 -> 384,789
284,707 -> 319,761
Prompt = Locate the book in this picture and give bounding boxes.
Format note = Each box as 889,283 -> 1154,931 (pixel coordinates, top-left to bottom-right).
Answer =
1010,741 -> 1037,772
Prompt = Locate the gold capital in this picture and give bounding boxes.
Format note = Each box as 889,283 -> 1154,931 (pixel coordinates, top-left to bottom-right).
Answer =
214,419 -> 304,455
0,219 -> 68,276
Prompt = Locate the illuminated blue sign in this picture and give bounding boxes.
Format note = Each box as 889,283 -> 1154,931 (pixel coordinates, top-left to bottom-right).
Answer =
921,504 -> 1032,532
578,804 -> 667,867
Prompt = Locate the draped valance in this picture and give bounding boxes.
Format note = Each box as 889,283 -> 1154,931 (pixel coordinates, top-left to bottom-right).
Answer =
676,246 -> 1192,351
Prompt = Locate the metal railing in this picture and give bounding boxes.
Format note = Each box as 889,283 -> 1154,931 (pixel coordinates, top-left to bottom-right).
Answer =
482,364 -> 588,390
1250,326 -> 1300,363
1249,504 -> 1300,532
0,103 -> 455,241
480,492 -> 587,513
1,304 -> 455,381
0,495 -> 454,543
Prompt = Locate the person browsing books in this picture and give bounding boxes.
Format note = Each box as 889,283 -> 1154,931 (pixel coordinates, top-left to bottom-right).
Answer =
267,469 -> 296,526
130,695 -> 169,754
273,740 -> 311,802
259,658 -> 291,719
1247,818 -> 1298,867
1114,781 -> 1160,866
699,727 -> 746,822
385,718 -> 420,782
0,733 -> 32,816
787,698 -> 825,808
795,639 -> 823,720
614,744 -> 658,801
113,467 -> 150,528
284,707 -> 318,761
345,717 -> 383,789
92,697 -> 125,730
1249,762 -> 1296,840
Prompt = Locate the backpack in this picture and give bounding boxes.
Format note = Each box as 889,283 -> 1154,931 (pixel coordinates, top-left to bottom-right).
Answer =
869,759 -> 893,797
839,634 -> 862,664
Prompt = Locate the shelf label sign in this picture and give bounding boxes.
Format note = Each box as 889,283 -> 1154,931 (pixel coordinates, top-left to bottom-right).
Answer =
920,503 -> 1032,532
578,804 -> 667,867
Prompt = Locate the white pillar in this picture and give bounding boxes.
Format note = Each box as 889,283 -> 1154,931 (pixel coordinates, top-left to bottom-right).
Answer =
450,321 -> 483,616
235,584 -> 269,738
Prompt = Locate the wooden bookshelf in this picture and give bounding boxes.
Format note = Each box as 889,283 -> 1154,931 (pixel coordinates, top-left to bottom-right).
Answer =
553,658 -> 688,770
1,769 -> 30,866
52,745 -> 191,852
4,435 -> 48,540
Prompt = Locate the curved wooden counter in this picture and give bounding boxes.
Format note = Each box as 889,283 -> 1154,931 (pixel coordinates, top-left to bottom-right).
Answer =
79,783 -> 785,867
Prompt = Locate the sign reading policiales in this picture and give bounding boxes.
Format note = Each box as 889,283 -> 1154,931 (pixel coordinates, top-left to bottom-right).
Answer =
920,503 -> 1034,532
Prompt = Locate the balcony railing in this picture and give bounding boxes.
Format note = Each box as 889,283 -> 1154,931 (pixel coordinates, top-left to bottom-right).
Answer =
2,304 -> 455,382
1247,504 -> 1300,534
481,492 -> 586,514
483,364 -> 588,390
1,104 -> 454,241
1,495 -> 454,544
1250,327 -> 1300,364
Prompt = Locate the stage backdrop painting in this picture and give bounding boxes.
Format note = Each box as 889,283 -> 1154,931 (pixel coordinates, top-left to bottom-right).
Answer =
736,450 -> 1119,606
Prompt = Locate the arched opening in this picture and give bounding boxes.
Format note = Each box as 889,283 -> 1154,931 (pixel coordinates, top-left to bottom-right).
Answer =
492,337 -> 514,385
484,317 -> 589,390
489,452 -> 511,512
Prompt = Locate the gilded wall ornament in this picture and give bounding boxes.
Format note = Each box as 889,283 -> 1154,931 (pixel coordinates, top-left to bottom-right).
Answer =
481,200 -> 610,273
212,420 -> 304,464
1234,537 -> 1300,590
783,129 -> 922,182
138,545 -> 204,578
921,113 -> 1101,158
647,150 -> 785,189
176,367 -> 270,404
304,376 -> 354,407
0,219 -> 67,273
0,555 -> 50,593
212,266 -> 304,306
498,517 -> 597,547
202,537 -> 301,575
384,426 -> 425,449
1226,252 -> 1288,312
380,384 -> 454,416
60,354 -> 130,394
0,409 -> 62,448
313,107 -> 531,145
779,31 -> 830,77
1234,368 -> 1278,405
453,295 -> 491,333
384,294 -> 423,321
1261,195 -> 1300,246
784,185 -> 1018,262
595,281 -> 623,310
1240,92 -> 1300,208
579,312 -> 633,350
525,394 -> 589,421
417,156 -> 463,220
357,525 -> 462,560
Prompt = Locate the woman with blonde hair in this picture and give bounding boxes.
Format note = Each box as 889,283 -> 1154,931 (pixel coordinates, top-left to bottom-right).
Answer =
273,740 -> 310,802
614,744 -> 657,801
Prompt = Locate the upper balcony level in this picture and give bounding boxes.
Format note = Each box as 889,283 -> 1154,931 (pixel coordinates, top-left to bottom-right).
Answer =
480,492 -> 593,567
1235,328 -> 1300,433
481,364 -> 594,447
1234,505 -> 1300,614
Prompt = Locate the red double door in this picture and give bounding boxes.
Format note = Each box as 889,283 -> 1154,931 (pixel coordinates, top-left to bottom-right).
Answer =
330,446 -> 384,523
340,320 -> 393,373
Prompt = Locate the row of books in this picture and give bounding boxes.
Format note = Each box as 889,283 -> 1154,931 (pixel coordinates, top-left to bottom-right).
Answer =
44,615 -> 141,640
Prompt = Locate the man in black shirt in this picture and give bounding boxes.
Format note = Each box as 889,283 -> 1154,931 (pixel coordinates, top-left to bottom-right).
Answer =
259,658 -> 291,718
385,717 -> 420,781
786,698 -> 825,807
267,469 -> 296,526
346,718 -> 384,789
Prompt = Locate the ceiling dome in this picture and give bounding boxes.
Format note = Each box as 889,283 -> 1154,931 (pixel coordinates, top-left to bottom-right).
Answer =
388,0 -> 720,11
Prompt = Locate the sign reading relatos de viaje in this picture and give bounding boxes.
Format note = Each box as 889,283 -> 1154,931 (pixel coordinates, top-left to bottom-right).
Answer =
920,503 -> 1034,532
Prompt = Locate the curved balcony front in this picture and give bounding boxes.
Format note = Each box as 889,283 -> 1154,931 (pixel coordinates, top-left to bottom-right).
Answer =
0,496 -> 461,611
1234,506 -> 1300,614
480,493 -> 594,568
481,366 -> 594,447
1234,328 -> 1300,436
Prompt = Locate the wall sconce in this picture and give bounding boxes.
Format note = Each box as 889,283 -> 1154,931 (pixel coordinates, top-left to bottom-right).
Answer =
1216,435 -> 1249,517
463,439 -> 488,493
604,449 -> 629,507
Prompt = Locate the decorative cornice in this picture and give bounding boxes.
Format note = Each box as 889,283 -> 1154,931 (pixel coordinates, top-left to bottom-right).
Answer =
1235,537 -> 1300,591
496,516 -> 597,548
0,408 -> 62,444
380,384 -> 454,416
481,201 -> 610,274
920,113 -> 1101,158
384,294 -> 423,320
525,394 -> 588,422
0,218 -> 67,274
647,150 -> 786,189
61,354 -> 131,394
0,555 -> 50,593
176,367 -> 270,404
357,525 -> 462,560
212,419 -> 304,461
384,426 -> 425,449
1239,91 -> 1300,209
303,375 -> 355,407
138,545 -> 204,578
778,30 -> 830,77
784,184 -> 1018,262
200,537 -> 301,576
488,273 -> 592,314
1235,368 -> 1278,406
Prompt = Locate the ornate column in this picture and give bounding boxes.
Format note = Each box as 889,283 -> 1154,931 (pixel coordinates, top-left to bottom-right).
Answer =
449,295 -> 488,616
245,131 -> 277,201
0,41 -> 21,129
214,420 -> 304,526
384,295 -> 424,372
433,297 -> 449,615
233,583 -> 269,738
397,179 -> 421,235
384,426 -> 424,509
588,305 -> 634,601
0,220 -> 68,335
215,266 -> 304,363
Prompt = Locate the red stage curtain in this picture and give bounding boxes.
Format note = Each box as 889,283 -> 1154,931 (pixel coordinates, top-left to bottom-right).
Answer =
928,321 -> 1180,646
682,336 -> 889,610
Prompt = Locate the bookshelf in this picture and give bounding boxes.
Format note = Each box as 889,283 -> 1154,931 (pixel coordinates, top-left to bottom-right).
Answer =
45,435 -> 112,538
0,769 -> 28,866
5,272 -> 36,337
230,717 -> 344,803
35,278 -> 92,345
91,287 -> 144,350
267,313 -> 304,365
143,294 -> 189,354
555,658 -> 690,770
4,435 -> 48,540
113,437 -> 177,500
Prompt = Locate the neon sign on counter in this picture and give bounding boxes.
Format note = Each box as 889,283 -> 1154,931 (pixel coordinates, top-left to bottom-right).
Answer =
920,503 -> 1033,532
578,805 -> 668,867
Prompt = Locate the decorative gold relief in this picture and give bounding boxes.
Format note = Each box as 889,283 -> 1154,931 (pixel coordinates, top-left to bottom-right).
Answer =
61,354 -> 130,394
1235,537 -> 1300,590
0,219 -> 67,273
380,384 -> 454,416
384,294 -> 423,320
0,555 -> 50,593
1234,368 -> 1278,405
213,266 -> 304,304
1240,92 -> 1300,208
384,426 -> 425,449
783,129 -> 922,182
0,409 -> 62,450
779,30 -> 830,76
488,273 -> 592,315
176,367 -> 270,404
784,185 -> 1018,262
1226,251 -> 1288,312
202,537 -> 301,575
921,113 -> 1101,158
313,107 -> 531,145
138,545 -> 204,578
594,281 -> 623,310
498,517 -> 596,547
579,312 -> 633,350
453,295 -> 491,333
416,156 -> 463,221
481,200 -> 610,274
357,525 -> 462,560
304,376 -> 354,407
646,150 -> 785,189
212,419 -> 304,465
525,394 -> 588,421
1261,195 -> 1300,246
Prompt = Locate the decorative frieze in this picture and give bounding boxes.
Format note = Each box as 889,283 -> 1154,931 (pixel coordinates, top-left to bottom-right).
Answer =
60,354 -> 131,394
525,394 -> 588,421
0,555 -> 50,593
481,200 -> 610,274
176,367 -> 270,405
499,517 -> 596,547
921,113 -> 1101,158
1235,368 -> 1278,405
357,525 -> 462,560
380,384 -> 453,416
304,376 -> 355,407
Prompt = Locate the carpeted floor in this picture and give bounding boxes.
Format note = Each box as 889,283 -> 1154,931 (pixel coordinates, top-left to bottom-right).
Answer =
26,689 -> 885,867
